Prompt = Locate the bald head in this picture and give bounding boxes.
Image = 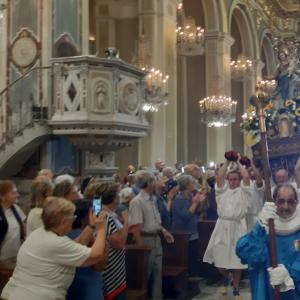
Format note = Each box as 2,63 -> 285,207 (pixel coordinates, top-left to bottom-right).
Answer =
274,169 -> 289,186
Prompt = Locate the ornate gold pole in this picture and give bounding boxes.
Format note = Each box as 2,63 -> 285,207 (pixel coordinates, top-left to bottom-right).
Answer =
250,83 -> 280,300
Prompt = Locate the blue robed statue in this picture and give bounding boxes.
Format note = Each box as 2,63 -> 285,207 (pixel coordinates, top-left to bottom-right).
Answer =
266,50 -> 299,107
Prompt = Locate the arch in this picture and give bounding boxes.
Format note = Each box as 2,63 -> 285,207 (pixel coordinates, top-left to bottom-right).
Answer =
260,31 -> 277,76
201,0 -> 220,31
216,0 -> 228,33
228,1 -> 259,60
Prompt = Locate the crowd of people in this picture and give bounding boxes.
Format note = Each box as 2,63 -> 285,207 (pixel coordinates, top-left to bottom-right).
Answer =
1,153 -> 300,300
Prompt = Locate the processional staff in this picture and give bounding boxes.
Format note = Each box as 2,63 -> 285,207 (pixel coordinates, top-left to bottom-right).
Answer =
250,82 -> 280,300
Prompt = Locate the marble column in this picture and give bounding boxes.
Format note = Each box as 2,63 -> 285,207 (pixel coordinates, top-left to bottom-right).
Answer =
204,30 -> 234,163
139,0 -> 177,167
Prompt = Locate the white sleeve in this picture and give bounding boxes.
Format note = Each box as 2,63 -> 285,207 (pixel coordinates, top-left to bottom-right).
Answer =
52,236 -> 91,267
240,180 -> 252,195
215,182 -> 228,196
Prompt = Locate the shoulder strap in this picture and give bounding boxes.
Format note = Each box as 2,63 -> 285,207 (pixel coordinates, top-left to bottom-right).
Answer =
11,205 -> 25,242
0,206 -> 9,245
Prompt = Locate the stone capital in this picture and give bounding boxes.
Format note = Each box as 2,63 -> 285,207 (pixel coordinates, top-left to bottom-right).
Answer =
204,30 -> 235,48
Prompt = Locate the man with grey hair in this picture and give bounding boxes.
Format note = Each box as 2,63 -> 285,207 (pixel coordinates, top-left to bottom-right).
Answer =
129,170 -> 174,300
162,167 -> 175,180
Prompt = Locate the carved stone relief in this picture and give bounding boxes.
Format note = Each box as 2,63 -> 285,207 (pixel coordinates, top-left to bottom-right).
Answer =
93,80 -> 110,113
86,151 -> 114,169
118,78 -> 140,115
62,70 -> 81,112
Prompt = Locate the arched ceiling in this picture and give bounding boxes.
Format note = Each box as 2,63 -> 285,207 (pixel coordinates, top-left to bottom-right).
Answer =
271,0 -> 300,17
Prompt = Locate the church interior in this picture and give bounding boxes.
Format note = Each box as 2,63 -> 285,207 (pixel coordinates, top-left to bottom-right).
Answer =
0,0 -> 300,299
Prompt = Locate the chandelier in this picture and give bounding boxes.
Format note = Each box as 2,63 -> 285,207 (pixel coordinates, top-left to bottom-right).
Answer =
230,55 -> 253,81
142,68 -> 169,112
176,3 -> 204,55
199,95 -> 237,127
132,12 -> 169,112
257,80 -> 276,96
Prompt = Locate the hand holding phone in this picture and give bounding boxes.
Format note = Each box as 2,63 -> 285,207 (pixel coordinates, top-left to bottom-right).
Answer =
92,197 -> 102,216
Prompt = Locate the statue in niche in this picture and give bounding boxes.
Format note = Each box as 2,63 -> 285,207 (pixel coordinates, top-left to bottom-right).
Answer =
94,81 -> 109,111
123,83 -> 138,112
103,153 -> 114,167
266,50 -> 298,108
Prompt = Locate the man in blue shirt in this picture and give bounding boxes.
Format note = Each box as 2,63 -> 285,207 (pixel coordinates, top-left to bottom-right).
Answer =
237,183 -> 300,299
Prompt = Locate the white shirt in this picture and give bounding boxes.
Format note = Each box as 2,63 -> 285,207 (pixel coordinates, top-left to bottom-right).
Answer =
26,208 -> 43,236
0,205 -> 26,262
1,227 -> 91,300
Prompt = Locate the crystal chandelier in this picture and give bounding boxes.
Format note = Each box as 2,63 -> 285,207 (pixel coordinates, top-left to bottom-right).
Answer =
176,3 -> 204,55
132,7 -> 169,112
199,95 -> 237,127
142,68 -> 169,112
230,55 -> 253,81
257,80 -> 276,96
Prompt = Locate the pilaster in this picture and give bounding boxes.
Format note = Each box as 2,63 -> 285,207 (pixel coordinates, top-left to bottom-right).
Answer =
139,0 -> 178,166
204,30 -> 234,163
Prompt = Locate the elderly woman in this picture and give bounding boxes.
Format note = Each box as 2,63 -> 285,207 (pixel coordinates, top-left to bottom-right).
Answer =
1,197 -> 107,300
171,175 -> 206,277
53,179 -> 80,202
26,177 -> 53,235
0,180 -> 26,263
99,183 -> 129,300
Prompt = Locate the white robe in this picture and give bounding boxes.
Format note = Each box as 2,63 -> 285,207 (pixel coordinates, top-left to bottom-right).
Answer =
203,182 -> 252,269
246,180 -> 265,231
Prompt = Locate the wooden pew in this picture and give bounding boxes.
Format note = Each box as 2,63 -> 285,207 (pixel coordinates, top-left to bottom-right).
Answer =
161,231 -> 190,299
125,244 -> 151,300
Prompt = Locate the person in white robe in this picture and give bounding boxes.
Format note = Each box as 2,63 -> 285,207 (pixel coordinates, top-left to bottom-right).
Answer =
203,157 -> 251,299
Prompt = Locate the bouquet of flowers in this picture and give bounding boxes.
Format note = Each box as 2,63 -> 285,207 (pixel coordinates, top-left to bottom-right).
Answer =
240,97 -> 300,146
224,150 -> 239,162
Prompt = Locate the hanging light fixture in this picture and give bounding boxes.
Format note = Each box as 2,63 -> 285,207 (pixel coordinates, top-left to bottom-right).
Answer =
131,3 -> 169,113
230,55 -> 253,81
176,2 -> 204,55
257,80 -> 276,96
199,95 -> 237,127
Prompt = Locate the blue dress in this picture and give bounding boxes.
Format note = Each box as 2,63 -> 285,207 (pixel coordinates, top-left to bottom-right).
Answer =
236,223 -> 300,299
66,229 -> 104,300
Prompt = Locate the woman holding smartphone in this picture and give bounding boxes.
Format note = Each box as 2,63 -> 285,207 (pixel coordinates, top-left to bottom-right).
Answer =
1,197 -> 107,300
98,183 -> 129,300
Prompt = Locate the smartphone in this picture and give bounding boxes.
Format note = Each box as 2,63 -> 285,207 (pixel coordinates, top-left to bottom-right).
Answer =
92,197 -> 102,216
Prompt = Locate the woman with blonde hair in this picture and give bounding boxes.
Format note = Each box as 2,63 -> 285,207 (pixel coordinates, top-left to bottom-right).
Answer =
0,180 -> 26,263
26,177 -> 53,235
1,197 -> 107,300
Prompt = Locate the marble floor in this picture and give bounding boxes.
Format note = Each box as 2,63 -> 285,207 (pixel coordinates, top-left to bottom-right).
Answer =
191,278 -> 251,300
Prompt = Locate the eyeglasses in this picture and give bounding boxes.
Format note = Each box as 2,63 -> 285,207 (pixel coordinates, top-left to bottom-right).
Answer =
276,199 -> 297,206
66,214 -> 77,221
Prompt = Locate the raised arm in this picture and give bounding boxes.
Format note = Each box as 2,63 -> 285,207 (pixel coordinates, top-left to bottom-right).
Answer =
216,160 -> 229,188
251,160 -> 263,188
237,160 -> 250,186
